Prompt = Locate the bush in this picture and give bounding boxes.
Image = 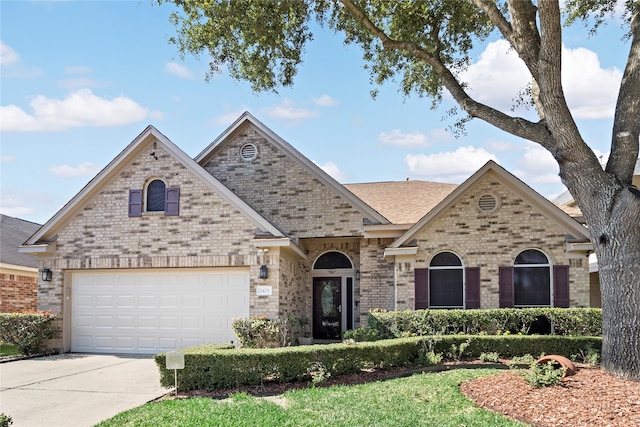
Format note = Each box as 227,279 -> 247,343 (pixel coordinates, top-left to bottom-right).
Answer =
0,311 -> 57,355
524,361 -> 565,388
154,335 -> 601,391
232,316 -> 308,348
0,413 -> 13,427
350,308 -> 601,340
479,352 -> 500,362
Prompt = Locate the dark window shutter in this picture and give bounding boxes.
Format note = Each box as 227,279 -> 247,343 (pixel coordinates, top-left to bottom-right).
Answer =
553,265 -> 570,308
165,187 -> 180,216
465,267 -> 481,309
499,266 -> 514,308
415,268 -> 429,310
128,189 -> 142,217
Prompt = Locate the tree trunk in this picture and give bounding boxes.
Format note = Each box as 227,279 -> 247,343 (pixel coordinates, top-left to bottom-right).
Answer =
586,192 -> 640,381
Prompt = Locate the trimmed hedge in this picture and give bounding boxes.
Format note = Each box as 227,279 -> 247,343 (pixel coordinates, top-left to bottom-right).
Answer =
0,311 -> 57,355
154,335 -> 601,391
348,308 -> 602,340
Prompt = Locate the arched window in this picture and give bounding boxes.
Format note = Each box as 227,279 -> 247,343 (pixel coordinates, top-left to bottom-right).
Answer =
146,179 -> 166,212
313,251 -> 353,270
429,252 -> 463,308
514,249 -> 551,307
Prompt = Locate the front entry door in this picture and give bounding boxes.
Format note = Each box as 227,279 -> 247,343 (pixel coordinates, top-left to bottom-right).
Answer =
313,277 -> 342,340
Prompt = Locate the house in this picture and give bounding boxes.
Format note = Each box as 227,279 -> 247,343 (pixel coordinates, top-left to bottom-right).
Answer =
20,112 -> 593,354
553,157 -> 640,308
1,215 -> 42,312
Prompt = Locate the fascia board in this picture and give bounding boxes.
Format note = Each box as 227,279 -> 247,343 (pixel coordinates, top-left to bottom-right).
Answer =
252,237 -> 307,260
363,224 -> 411,238
383,246 -> 418,260
195,112 -> 390,225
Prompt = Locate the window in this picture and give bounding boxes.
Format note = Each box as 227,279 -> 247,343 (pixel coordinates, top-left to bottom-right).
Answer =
146,179 -> 166,212
128,179 -> 180,217
429,252 -> 464,308
514,249 -> 551,307
314,251 -> 353,270
415,254 -> 480,310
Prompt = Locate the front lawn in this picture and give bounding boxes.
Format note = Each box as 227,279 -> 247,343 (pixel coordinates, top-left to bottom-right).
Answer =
0,342 -> 20,357
95,369 -> 525,427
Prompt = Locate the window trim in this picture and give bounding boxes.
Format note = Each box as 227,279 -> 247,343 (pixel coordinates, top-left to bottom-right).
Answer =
144,178 -> 167,213
428,251 -> 465,309
513,248 -> 552,308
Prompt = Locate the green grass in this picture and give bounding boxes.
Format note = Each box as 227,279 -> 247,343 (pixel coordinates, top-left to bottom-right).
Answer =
0,343 -> 21,357
95,369 -> 526,427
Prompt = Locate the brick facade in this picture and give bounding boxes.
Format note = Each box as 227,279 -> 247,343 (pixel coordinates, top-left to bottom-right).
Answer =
0,272 -> 38,312
393,174 -> 590,309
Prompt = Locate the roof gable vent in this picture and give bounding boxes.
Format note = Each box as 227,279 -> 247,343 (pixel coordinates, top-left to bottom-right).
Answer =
240,143 -> 258,161
478,193 -> 499,213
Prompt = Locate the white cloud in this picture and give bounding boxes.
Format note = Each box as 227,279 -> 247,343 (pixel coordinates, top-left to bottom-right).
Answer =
462,40 -> 622,119
49,162 -> 102,178
405,146 -> 498,182
262,99 -> 319,125
0,41 -> 19,65
1,155 -> 16,163
0,89 -> 153,132
378,129 -> 430,148
0,190 -> 37,218
165,61 -> 195,79
512,142 -> 561,185
313,94 -> 339,107
315,160 -> 350,182
562,46 -> 622,119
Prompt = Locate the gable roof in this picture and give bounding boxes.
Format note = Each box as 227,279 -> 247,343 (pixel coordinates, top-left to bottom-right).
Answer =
345,181 -> 458,225
195,112 -> 390,225
390,160 -> 592,249
0,215 -> 41,267
22,125 -> 285,249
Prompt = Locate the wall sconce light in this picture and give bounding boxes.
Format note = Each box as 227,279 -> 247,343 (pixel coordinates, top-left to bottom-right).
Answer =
259,265 -> 269,279
355,270 -> 360,280
629,186 -> 640,198
41,268 -> 52,282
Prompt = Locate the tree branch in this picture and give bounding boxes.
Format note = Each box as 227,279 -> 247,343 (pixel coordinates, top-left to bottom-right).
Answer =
608,10 -> 640,184
338,0 -> 551,145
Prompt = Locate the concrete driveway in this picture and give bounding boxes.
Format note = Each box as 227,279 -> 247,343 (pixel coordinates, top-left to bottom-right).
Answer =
0,353 -> 170,427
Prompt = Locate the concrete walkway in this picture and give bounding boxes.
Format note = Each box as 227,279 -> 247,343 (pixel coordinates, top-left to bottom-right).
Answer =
0,353 -> 170,427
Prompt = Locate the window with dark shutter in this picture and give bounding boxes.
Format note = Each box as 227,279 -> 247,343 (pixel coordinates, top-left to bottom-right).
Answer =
513,249 -> 551,307
553,265 -> 570,307
128,189 -> 142,217
165,187 -> 180,216
414,268 -> 428,310
465,267 -> 481,309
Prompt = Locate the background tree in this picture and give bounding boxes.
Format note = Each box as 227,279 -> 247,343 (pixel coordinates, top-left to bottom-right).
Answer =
158,0 -> 640,380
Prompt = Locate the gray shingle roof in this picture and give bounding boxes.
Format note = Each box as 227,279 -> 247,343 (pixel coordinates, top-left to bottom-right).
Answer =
0,215 -> 42,268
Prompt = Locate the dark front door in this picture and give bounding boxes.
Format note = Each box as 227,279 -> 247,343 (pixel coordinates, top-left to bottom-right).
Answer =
313,277 -> 342,340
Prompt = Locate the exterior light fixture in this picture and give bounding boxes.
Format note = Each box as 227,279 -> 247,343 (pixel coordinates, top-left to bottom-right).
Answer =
259,265 -> 268,279
41,268 -> 52,281
629,186 -> 640,198
356,270 -> 360,280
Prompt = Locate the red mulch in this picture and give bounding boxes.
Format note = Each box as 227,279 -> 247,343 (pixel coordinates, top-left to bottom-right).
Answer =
172,362 -> 640,426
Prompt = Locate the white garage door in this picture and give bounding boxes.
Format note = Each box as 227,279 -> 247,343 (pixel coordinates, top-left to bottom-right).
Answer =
71,269 -> 249,354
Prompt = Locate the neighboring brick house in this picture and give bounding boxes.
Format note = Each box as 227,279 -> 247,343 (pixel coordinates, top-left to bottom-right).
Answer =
1,215 -> 42,312
20,112 -> 593,354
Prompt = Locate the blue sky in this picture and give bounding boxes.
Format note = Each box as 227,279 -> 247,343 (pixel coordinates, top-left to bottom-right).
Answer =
0,1 -> 630,225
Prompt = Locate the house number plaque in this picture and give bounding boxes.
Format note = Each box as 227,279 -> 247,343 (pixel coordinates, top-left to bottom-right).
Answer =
256,285 -> 272,296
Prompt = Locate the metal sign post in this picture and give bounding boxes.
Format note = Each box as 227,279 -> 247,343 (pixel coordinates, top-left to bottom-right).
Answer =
166,351 -> 185,396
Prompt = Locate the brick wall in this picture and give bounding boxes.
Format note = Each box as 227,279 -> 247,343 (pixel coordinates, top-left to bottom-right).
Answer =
203,127 -> 366,239
0,272 -> 38,312
394,175 -> 590,309
358,238 -> 395,325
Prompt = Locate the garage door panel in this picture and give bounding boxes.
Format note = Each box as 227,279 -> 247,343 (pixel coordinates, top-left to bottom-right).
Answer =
71,269 -> 249,354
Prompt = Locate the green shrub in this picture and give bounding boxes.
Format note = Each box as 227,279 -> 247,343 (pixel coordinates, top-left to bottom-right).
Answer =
353,308 -> 601,341
479,352 -> 500,362
0,311 -> 57,355
523,361 -> 565,388
232,316 -> 308,348
154,335 -> 601,391
0,413 -> 13,427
